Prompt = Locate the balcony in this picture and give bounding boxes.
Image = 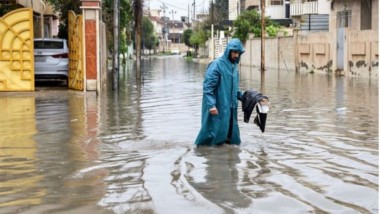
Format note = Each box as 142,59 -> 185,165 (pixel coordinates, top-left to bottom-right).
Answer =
290,1 -> 318,16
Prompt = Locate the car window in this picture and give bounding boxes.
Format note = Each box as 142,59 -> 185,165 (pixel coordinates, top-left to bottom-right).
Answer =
34,41 -> 64,49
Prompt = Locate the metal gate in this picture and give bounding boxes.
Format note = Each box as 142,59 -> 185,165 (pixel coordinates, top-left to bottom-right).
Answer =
0,8 -> 34,91
68,11 -> 84,91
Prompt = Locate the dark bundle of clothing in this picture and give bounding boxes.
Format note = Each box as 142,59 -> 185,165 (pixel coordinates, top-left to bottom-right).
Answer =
240,90 -> 269,133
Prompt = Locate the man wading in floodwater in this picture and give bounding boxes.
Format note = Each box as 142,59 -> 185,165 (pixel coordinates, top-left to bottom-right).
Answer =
195,38 -> 245,146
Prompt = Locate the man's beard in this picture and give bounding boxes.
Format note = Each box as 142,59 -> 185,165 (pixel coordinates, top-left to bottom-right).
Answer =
229,56 -> 237,63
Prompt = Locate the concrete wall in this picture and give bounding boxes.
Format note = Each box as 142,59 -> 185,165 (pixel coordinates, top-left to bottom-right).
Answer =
372,0 -> 378,31
318,0 -> 332,15
279,36 -> 296,71
229,0 -> 240,20
298,31 -> 332,73
244,0 -> 259,9
240,36 -> 296,71
238,28 -> 378,78
267,5 -> 286,19
17,0 -> 43,14
330,0 -> 362,31
347,29 -> 378,78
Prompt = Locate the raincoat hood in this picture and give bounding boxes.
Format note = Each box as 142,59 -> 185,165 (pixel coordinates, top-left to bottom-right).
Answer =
222,38 -> 245,64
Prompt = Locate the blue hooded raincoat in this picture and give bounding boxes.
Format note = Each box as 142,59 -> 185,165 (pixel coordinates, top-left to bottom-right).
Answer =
195,38 -> 245,146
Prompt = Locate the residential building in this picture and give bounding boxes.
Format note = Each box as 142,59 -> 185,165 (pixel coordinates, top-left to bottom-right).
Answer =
148,15 -> 165,52
243,0 -> 259,11
0,0 -> 59,38
329,0 -> 378,75
290,0 -> 330,31
229,0 -> 240,20
181,16 -> 189,24
149,9 -> 162,17
149,16 -> 164,39
167,20 -> 191,43
243,0 -> 293,27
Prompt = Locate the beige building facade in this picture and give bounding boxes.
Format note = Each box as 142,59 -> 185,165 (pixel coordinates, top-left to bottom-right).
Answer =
3,0 -> 59,38
238,0 -> 378,78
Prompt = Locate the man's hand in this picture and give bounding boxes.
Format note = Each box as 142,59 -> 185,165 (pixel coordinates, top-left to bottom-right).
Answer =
209,107 -> 218,115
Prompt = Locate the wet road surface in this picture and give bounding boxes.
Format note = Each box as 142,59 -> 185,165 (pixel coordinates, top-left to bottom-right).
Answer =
0,55 -> 378,213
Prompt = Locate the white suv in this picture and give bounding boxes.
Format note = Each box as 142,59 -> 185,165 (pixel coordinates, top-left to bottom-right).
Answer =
34,38 -> 69,80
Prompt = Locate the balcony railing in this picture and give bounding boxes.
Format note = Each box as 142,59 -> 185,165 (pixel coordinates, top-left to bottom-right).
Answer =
290,1 -> 318,16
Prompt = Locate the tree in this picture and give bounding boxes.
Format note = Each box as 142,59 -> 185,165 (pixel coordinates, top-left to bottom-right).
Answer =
120,31 -> 128,64
45,0 -> 81,39
133,0 -> 143,78
102,0 -> 133,59
213,0 -> 228,23
144,35 -> 158,53
0,2 -> 19,17
232,10 -> 279,43
182,29 -> 193,48
142,17 -> 158,54
190,24 -> 208,57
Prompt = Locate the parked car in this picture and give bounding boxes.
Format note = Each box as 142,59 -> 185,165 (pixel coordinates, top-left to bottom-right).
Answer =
34,38 -> 69,80
170,48 -> 180,55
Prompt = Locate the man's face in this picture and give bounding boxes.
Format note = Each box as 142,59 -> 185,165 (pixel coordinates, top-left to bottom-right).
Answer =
229,50 -> 240,63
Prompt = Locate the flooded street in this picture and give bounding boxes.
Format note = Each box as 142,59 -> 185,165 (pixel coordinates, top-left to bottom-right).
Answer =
0,55 -> 378,214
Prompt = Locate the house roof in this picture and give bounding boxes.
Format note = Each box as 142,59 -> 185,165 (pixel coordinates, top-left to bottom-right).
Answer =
149,16 -> 164,25
167,22 -> 185,29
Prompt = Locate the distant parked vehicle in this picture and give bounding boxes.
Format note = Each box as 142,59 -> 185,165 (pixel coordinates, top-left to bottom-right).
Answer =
170,48 -> 180,55
34,38 -> 69,81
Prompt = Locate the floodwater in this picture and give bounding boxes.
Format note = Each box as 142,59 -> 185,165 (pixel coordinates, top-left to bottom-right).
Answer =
0,55 -> 378,214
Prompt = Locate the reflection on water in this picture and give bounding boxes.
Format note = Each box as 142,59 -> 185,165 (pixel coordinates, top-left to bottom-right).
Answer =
190,146 -> 252,212
0,55 -> 378,213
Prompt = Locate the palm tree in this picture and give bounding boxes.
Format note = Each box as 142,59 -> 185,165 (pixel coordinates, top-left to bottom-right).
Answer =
133,0 -> 143,79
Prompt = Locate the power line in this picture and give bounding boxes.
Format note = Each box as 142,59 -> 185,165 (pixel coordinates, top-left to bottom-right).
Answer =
155,0 -> 188,12
155,0 -> 206,12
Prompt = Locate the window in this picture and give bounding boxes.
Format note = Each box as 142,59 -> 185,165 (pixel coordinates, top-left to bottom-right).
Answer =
270,0 -> 283,5
34,41 -> 64,49
337,10 -> 352,28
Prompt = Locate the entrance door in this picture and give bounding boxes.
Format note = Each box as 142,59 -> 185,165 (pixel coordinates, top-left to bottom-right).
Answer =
337,28 -> 344,70
336,10 -> 351,70
285,0 -> 290,18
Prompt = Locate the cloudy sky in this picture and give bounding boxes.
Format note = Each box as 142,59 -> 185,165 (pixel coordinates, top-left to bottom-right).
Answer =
147,0 -> 210,21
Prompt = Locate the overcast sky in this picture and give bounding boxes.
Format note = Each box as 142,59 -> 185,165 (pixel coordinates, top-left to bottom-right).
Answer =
147,0 -> 210,21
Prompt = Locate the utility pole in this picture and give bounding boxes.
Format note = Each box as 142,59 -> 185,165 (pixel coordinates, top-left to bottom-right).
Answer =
210,0 -> 214,60
148,0 -> 151,16
169,10 -> 176,21
211,0 -> 213,24
260,0 -> 265,73
40,0 -> 45,38
113,0 -> 119,90
160,3 -> 168,52
193,0 -> 195,22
